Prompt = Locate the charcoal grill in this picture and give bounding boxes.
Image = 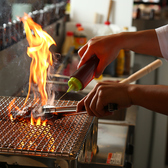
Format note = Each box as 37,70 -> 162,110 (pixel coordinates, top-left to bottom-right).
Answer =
0,96 -> 98,168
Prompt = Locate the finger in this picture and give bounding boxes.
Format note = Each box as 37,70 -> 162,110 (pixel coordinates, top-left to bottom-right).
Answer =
94,85 -> 116,116
83,87 -> 98,116
84,93 -> 96,116
98,81 -> 115,85
78,46 -> 97,69
90,87 -> 115,117
85,83 -> 106,117
78,43 -> 88,57
90,91 -> 104,118
76,97 -> 86,112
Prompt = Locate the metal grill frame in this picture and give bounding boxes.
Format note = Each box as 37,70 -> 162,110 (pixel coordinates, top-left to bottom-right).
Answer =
0,96 -> 95,160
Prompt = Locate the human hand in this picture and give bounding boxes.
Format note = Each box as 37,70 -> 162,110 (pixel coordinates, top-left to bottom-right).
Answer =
77,81 -> 132,117
77,35 -> 122,78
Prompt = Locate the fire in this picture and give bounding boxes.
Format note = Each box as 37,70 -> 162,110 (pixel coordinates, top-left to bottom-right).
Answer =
7,98 -> 16,120
8,13 -> 57,125
30,112 -> 46,126
22,13 -> 56,106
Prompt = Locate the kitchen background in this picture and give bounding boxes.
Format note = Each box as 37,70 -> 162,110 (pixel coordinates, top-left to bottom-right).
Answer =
0,0 -> 168,168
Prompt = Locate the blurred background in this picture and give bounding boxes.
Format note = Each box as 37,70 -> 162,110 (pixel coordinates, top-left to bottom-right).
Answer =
0,1 -> 168,168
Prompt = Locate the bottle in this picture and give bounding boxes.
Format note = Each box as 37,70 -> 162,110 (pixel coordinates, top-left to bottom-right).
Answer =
75,23 -> 81,32
0,27 -> 3,50
97,21 -> 113,36
62,31 -> 74,56
122,27 -> 131,75
149,9 -> 155,20
15,19 -> 21,41
116,49 -> 125,76
67,55 -> 99,92
39,9 -> 44,27
3,24 -> 8,48
11,20 -> 18,44
20,20 -> 25,39
124,49 -> 131,75
32,10 -> 39,24
50,4 -> 56,23
43,7 -> 51,27
7,22 -> 12,45
65,0 -> 71,14
136,8 -> 141,19
74,26 -> 87,53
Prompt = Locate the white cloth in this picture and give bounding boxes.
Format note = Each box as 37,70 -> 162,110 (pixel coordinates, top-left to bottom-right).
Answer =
156,25 -> 168,61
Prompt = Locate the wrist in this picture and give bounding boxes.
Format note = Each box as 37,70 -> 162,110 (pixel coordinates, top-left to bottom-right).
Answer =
128,84 -> 138,106
119,32 -> 137,50
107,32 -> 127,51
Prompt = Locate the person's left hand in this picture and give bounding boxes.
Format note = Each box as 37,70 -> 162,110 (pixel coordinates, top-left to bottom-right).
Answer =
77,81 -> 132,117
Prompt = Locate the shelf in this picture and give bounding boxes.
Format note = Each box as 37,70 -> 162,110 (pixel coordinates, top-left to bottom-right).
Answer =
134,1 -> 162,6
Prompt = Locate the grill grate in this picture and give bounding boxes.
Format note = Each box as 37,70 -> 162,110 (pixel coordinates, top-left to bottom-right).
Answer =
0,96 -> 94,158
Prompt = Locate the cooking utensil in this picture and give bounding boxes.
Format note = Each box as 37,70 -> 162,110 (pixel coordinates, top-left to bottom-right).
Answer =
41,105 -> 86,116
119,59 -> 162,84
41,103 -> 118,116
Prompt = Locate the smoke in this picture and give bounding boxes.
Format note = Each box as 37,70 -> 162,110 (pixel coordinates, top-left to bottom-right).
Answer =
45,52 -> 61,106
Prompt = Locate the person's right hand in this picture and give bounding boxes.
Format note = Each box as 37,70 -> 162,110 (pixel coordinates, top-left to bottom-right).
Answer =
77,81 -> 132,117
77,34 -> 122,78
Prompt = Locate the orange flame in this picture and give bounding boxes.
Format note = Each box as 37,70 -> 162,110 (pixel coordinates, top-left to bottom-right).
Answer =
7,98 -> 16,120
22,13 -> 56,106
8,13 -> 56,125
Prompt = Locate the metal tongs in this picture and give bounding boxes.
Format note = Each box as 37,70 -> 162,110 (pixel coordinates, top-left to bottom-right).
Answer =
41,103 -> 117,117
41,105 -> 87,117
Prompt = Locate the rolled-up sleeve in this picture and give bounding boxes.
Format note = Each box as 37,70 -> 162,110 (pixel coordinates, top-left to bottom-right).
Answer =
156,25 -> 168,61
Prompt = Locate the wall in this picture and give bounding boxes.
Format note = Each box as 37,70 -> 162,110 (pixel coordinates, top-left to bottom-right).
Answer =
70,0 -> 133,27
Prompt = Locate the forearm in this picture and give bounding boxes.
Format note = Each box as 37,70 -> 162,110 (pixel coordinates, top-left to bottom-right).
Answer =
78,28 -> 164,77
129,84 -> 168,115
115,29 -> 163,58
